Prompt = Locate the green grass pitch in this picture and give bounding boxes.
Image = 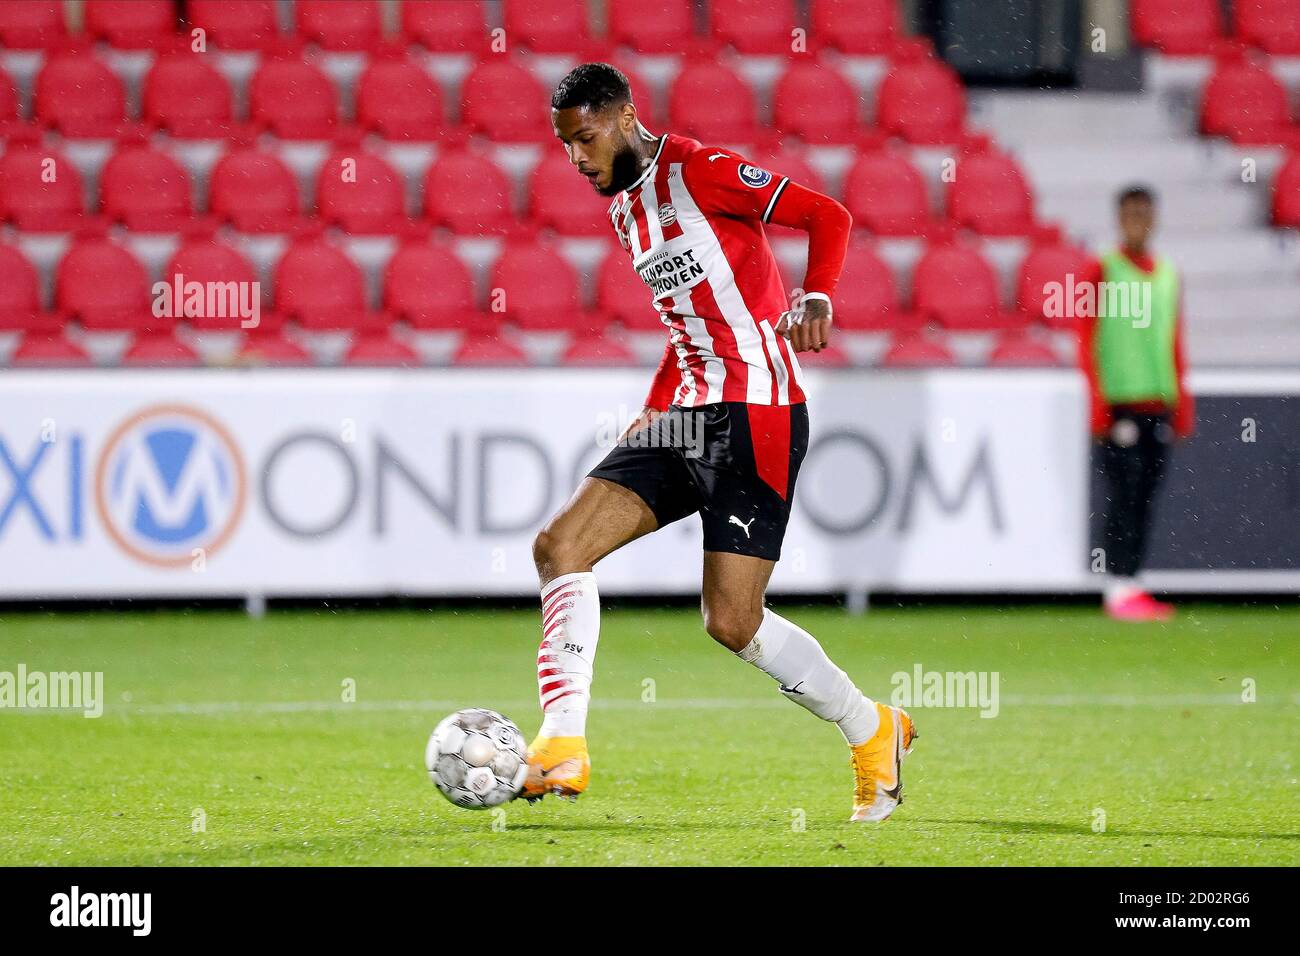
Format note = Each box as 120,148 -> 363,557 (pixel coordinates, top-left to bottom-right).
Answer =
0,603 -> 1295,866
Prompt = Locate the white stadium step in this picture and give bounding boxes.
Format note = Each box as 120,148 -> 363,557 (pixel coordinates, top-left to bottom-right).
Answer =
976,86 -> 1300,369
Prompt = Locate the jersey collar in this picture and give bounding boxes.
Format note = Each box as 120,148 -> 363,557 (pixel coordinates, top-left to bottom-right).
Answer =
623,134 -> 667,196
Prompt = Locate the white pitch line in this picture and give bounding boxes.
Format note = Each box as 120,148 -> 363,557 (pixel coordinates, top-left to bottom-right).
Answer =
86,693 -> 1300,716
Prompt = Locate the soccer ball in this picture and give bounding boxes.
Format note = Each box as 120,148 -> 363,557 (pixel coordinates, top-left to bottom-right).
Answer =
425,708 -> 529,809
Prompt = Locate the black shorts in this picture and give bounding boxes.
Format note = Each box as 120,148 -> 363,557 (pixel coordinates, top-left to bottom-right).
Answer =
588,401 -> 809,561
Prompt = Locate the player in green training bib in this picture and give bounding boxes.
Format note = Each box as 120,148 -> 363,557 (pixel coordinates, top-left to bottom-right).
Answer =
1079,186 -> 1195,621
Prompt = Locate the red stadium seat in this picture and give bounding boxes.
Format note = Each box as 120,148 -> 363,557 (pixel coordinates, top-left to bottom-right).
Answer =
238,330 -> 312,365
275,234 -> 378,331
99,141 -> 193,230
559,333 -> 637,366
1235,0 -> 1300,54
208,145 -> 301,232
669,62 -> 760,144
189,0 -> 280,50
1016,234 -> 1096,327
0,141 -> 85,230
912,241 -> 1019,330
343,331 -> 421,365
164,234 -> 263,331
597,246 -> 653,327
11,333 -> 92,367
295,0 -> 381,51
34,49 -> 126,137
122,333 -> 201,367
987,332 -> 1060,367
810,0 -> 899,54
842,150 -> 931,235
356,54 -> 444,140
1274,152 -> 1300,227
529,151 -> 615,237
833,241 -> 918,331
423,149 -> 515,235
881,333 -> 957,367
502,0 -> 589,53
402,0 -> 487,53
461,58 -> 550,142
947,149 -> 1036,235
1131,0 -> 1223,54
84,0 -> 176,49
57,234 -> 162,332
250,52 -> 338,139
0,1 -> 66,49
384,241 -> 483,330
876,55 -> 966,144
772,60 -> 861,145
142,50 -> 234,138
607,0 -> 694,53
0,66 -> 17,125
451,330 -> 530,366
316,148 -> 408,234
710,0 -> 795,54
1200,59 -> 1292,144
0,243 -> 51,331
490,241 -> 587,331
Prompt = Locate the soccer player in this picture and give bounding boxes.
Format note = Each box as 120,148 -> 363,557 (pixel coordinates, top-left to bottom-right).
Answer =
523,63 -> 916,822
1079,186 -> 1194,622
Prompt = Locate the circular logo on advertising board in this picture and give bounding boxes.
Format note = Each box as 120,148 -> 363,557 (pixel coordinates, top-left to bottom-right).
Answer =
95,405 -> 247,567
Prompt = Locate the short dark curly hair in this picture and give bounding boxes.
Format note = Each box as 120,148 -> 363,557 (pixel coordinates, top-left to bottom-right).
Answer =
1117,184 -> 1156,207
551,62 -> 632,113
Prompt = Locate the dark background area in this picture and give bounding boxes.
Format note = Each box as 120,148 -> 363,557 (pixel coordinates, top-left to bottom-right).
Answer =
1092,396 -> 1300,571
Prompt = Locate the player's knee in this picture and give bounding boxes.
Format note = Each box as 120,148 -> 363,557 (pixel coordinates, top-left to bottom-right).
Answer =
532,528 -> 561,574
701,602 -> 762,652
532,527 -> 582,578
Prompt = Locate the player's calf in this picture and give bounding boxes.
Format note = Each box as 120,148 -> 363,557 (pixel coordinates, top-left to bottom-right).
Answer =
729,607 -> 919,820
732,607 -> 882,743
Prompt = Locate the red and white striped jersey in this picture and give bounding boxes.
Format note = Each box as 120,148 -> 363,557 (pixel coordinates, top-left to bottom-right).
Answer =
607,133 -> 806,407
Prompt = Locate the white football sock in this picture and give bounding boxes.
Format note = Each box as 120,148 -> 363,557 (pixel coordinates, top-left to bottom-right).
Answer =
736,608 -> 881,745
536,571 -> 600,738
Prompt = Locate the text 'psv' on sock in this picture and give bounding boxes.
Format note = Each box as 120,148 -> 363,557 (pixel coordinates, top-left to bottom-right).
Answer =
736,608 -> 880,745
536,571 -> 600,739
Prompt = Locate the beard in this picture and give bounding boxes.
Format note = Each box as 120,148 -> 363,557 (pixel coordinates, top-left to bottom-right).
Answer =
597,141 -> 644,197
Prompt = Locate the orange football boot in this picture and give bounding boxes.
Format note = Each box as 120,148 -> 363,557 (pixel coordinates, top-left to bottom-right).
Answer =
849,703 -> 917,822
523,736 -> 590,801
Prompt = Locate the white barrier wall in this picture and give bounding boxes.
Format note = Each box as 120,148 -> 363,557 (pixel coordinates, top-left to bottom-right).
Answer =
0,368 -> 1091,598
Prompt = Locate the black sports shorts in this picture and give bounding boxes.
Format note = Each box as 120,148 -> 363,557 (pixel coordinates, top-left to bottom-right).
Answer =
587,401 -> 809,561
